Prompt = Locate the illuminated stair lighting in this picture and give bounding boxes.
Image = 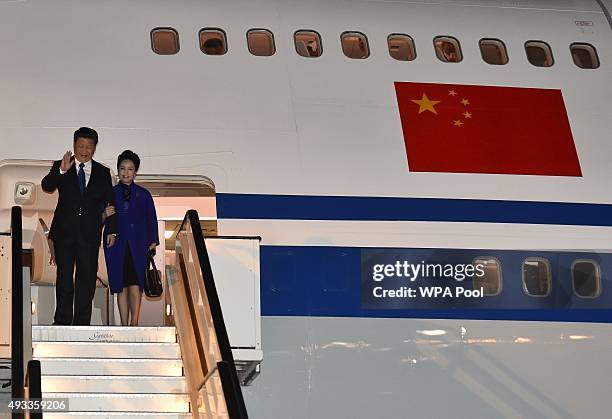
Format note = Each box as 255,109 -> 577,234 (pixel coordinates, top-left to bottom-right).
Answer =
33,325 -> 191,416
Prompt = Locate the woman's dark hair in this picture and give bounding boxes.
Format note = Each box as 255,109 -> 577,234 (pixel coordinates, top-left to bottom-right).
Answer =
117,150 -> 140,172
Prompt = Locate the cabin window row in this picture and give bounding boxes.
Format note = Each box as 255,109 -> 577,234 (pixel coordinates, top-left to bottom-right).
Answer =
473,257 -> 601,298
150,27 -> 600,69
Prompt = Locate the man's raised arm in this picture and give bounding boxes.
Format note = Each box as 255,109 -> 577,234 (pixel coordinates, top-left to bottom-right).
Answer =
42,151 -> 74,192
41,160 -> 62,193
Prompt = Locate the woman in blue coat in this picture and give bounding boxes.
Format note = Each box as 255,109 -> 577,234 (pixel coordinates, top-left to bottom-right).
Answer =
104,150 -> 159,326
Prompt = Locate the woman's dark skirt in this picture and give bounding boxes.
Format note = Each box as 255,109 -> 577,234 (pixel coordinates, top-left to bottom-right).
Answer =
122,245 -> 139,288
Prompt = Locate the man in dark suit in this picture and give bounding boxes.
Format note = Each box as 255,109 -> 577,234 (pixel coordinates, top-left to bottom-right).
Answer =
42,127 -> 117,325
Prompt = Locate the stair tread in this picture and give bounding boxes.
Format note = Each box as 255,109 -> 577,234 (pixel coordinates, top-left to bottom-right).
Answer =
45,416 -> 191,418
33,328 -> 190,413
45,414 -> 192,418
41,375 -> 186,379
33,326 -> 176,330
43,392 -> 189,399
33,326 -> 177,343
38,358 -> 182,362
33,342 -> 179,345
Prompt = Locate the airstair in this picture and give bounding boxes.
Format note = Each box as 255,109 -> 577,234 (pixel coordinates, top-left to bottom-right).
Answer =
1,206 -> 257,418
34,325 -> 190,417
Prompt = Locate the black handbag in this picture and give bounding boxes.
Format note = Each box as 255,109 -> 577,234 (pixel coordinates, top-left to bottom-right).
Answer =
144,250 -> 163,297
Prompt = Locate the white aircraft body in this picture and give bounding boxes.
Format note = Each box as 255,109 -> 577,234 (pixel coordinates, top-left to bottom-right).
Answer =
1,0 -> 612,417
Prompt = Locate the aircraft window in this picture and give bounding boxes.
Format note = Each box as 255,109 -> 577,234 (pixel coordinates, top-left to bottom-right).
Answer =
199,28 -> 227,55
479,39 -> 508,65
247,29 -> 276,56
522,258 -> 551,297
572,260 -> 601,298
388,34 -> 416,61
341,31 -> 369,59
472,257 -> 502,296
525,41 -> 554,67
294,30 -> 322,58
434,36 -> 462,63
151,28 -> 180,55
570,43 -> 600,69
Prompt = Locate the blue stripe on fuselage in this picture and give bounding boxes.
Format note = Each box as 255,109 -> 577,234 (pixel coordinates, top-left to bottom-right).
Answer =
260,246 -> 612,322
217,193 -> 612,226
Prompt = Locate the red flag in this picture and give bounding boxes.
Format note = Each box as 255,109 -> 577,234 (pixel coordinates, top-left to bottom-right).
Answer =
394,82 -> 582,176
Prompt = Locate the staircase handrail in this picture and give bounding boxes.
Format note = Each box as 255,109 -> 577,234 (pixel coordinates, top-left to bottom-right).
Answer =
172,209 -> 248,419
25,360 -> 42,419
10,206 -> 40,419
11,206 -> 24,405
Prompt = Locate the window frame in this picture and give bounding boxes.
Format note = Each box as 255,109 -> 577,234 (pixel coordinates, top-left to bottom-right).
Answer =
472,256 -> 503,296
150,27 -> 180,55
521,257 -> 552,297
571,259 -> 602,299
294,29 -> 323,58
340,31 -> 370,59
570,42 -> 600,69
524,40 -> 554,67
246,28 -> 276,57
479,38 -> 509,65
433,35 -> 463,63
199,27 -> 228,55
387,33 -> 417,61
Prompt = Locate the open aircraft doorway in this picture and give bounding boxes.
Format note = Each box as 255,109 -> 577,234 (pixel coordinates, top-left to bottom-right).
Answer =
0,161 -> 219,327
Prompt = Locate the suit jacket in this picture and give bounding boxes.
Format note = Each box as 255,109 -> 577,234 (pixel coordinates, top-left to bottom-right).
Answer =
42,159 -> 117,245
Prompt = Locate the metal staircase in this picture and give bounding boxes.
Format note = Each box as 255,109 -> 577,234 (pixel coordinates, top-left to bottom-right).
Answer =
34,325 -> 190,418
3,207 -> 250,418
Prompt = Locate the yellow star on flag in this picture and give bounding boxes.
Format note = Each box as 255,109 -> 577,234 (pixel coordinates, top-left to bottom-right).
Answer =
461,98 -> 470,106
454,120 -> 464,127
448,90 -> 457,96
463,111 -> 472,119
411,93 -> 440,115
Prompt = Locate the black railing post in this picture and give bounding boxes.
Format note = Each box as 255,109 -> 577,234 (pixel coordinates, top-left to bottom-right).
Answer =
27,360 -> 42,419
218,361 -> 247,419
11,206 -> 24,418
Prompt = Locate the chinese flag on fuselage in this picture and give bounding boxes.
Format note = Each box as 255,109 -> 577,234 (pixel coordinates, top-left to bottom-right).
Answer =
394,81 -> 582,176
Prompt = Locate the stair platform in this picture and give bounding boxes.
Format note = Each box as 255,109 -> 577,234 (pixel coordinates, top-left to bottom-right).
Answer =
34,341 -> 181,359
41,375 -> 188,394
43,392 -> 190,413
33,326 -> 177,343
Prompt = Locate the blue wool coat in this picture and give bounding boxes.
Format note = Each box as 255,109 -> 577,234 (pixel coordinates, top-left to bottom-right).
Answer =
104,182 -> 159,294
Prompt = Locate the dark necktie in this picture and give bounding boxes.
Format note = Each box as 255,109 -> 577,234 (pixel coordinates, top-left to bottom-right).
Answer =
78,162 -> 86,194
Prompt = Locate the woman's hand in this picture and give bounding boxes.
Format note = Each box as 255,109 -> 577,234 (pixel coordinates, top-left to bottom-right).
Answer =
104,204 -> 116,218
48,238 -> 55,266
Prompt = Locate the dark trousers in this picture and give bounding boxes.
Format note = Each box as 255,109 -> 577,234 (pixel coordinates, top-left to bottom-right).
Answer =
53,239 -> 99,326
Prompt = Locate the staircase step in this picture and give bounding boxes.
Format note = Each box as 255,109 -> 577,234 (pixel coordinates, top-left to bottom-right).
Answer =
39,358 -> 183,376
45,414 -> 192,418
41,375 -> 188,394
43,393 -> 190,413
33,326 -> 177,343
46,414 -> 192,419
0,362 -> 10,393
0,366 -> 10,381
34,342 -> 181,359
0,381 -> 9,394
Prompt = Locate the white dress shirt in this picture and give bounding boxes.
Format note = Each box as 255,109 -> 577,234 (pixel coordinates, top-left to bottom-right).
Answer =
59,159 -> 92,186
